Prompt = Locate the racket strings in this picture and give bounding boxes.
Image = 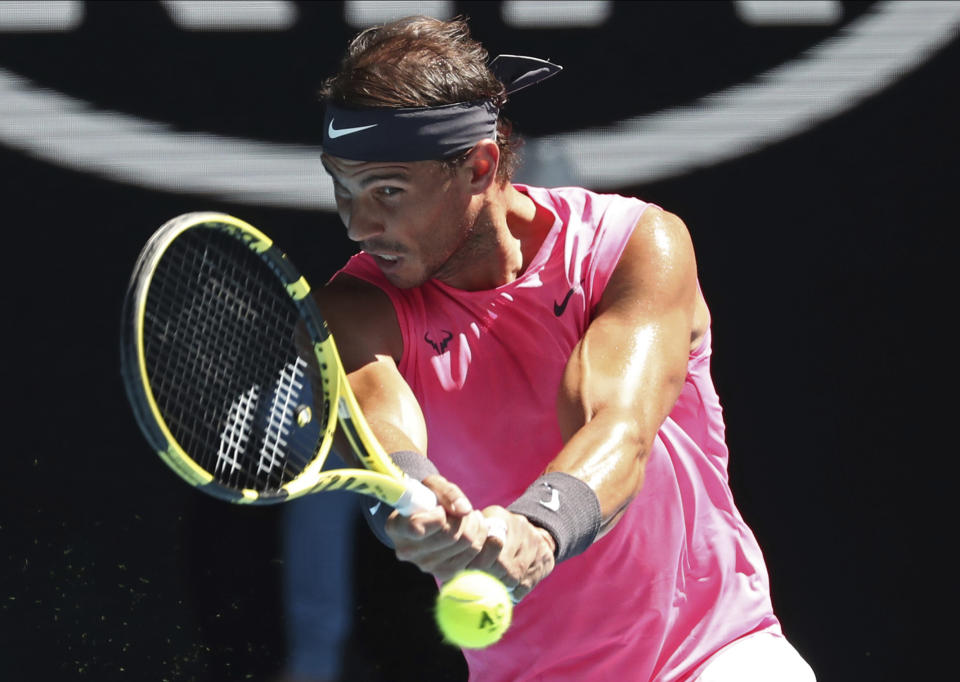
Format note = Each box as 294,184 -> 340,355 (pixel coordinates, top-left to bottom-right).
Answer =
256,355 -> 308,477
142,229 -> 323,493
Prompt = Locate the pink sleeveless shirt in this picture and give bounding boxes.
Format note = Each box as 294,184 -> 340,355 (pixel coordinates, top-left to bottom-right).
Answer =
339,185 -> 780,681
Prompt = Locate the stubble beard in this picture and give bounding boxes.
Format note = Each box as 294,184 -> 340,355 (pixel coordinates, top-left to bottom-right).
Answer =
429,210 -> 498,289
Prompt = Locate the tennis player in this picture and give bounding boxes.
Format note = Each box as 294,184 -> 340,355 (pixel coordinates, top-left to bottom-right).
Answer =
315,16 -> 816,682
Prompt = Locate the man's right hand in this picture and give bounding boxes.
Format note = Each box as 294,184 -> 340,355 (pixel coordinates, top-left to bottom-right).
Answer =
385,474 -> 503,582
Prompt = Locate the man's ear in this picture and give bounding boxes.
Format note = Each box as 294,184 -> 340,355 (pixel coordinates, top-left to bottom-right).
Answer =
463,140 -> 500,194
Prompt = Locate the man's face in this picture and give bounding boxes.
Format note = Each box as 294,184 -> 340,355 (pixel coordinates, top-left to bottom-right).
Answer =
321,154 -> 478,289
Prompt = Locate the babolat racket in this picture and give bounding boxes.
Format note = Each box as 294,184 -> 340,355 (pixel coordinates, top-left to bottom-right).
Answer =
120,212 -> 436,514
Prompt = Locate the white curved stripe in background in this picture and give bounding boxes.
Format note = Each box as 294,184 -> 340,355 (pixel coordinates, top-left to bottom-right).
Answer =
0,1 -> 957,210
534,1 -> 960,188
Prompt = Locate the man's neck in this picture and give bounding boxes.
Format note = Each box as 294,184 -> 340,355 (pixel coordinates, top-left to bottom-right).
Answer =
436,183 -> 551,291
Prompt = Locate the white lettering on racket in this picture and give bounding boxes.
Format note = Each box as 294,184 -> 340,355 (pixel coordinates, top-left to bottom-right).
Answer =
327,120 -> 378,139
217,384 -> 260,475
256,357 -> 307,477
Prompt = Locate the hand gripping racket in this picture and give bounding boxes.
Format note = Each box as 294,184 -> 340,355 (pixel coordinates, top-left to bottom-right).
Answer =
120,212 -> 437,514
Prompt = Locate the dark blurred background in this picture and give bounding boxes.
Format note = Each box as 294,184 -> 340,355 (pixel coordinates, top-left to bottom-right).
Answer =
2,1 -> 956,680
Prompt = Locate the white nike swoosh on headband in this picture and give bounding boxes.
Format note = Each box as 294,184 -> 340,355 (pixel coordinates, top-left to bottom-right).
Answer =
327,120 -> 378,138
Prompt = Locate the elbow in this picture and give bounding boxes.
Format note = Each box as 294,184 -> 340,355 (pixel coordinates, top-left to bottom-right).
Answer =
577,409 -> 650,495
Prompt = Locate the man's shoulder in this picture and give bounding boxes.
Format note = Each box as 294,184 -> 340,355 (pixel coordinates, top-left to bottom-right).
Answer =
523,183 -> 646,212
631,204 -> 688,240
314,272 -> 404,368
533,185 -> 653,242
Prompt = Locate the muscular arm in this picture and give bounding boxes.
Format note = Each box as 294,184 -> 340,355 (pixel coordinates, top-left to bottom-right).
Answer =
552,206 -> 699,532
314,275 -> 428,458
462,207 -> 703,598
316,275 -> 488,562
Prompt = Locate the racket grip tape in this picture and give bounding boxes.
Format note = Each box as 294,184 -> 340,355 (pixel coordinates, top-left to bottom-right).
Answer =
394,476 -> 438,515
389,451 -> 439,515
362,451 -> 439,545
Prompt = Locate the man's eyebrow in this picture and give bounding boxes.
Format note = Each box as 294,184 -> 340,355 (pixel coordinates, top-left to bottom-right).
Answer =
358,172 -> 409,187
320,160 -> 410,187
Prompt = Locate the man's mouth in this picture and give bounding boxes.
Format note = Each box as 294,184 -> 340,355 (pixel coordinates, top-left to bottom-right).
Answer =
368,251 -> 401,267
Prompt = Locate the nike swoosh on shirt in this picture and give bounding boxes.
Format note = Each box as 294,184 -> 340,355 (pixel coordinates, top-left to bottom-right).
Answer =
327,120 -> 378,139
553,287 -> 576,316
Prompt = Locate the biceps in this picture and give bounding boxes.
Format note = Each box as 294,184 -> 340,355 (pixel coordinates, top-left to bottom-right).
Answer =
557,313 -> 690,444
557,211 -> 698,443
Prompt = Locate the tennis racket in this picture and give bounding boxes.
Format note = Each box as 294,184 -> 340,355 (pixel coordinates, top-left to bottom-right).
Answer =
120,212 -> 436,514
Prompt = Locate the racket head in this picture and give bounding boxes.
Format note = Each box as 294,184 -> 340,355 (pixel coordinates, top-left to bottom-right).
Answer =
120,212 -> 407,505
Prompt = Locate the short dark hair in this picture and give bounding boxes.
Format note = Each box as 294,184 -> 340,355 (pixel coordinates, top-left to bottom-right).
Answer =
320,16 -> 521,183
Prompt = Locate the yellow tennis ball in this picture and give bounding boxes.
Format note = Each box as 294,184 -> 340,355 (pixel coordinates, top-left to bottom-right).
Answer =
435,570 -> 513,649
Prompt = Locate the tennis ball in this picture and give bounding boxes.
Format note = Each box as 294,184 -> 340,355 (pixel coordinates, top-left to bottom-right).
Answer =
435,570 -> 513,649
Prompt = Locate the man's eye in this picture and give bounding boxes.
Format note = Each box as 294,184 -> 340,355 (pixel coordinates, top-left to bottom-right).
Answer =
378,186 -> 403,197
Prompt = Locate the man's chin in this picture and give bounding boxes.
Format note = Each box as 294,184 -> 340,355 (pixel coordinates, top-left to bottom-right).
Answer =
378,263 -> 428,290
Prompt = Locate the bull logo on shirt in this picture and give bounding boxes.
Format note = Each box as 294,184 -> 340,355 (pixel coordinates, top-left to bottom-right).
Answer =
424,330 -> 454,355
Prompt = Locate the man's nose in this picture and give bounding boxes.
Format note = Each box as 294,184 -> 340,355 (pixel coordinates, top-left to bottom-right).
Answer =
343,201 -> 385,242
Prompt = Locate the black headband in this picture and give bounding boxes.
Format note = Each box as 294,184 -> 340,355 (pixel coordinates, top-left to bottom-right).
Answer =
321,55 -> 561,162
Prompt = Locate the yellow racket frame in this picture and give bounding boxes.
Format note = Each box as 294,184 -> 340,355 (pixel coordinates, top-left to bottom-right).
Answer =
122,212 -> 433,512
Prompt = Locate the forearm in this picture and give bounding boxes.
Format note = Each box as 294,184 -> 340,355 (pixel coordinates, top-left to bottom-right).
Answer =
507,407 -> 652,562
546,407 -> 650,524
